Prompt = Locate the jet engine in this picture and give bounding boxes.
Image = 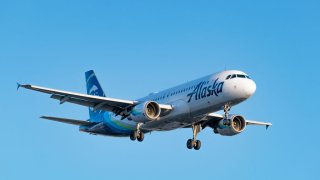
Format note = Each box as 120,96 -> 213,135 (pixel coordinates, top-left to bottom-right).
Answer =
214,115 -> 246,136
130,101 -> 161,123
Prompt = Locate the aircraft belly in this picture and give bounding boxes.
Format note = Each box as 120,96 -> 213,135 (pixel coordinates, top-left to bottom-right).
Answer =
141,99 -> 191,131
141,119 -> 191,131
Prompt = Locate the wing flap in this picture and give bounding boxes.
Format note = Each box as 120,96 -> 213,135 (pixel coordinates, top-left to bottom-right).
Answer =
50,94 -> 115,112
41,116 -> 95,126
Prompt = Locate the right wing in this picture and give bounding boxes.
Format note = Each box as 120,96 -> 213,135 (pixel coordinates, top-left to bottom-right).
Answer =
19,84 -> 172,117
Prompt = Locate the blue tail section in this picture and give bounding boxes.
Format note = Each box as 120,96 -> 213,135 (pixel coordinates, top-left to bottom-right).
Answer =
85,70 -> 107,122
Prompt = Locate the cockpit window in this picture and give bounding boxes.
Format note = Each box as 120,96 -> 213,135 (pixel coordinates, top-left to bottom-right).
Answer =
226,74 -> 252,80
237,74 -> 246,78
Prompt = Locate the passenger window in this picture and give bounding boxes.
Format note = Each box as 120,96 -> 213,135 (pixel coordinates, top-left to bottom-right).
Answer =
226,75 -> 231,80
231,74 -> 236,79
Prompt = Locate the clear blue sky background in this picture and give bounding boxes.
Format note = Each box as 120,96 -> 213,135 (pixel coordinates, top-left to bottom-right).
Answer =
1,0 -> 319,179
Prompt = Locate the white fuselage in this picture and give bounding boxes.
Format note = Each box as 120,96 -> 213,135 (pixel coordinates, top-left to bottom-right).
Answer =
108,70 -> 256,132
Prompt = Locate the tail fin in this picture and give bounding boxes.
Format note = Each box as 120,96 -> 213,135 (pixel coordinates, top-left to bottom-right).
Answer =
85,70 -> 106,97
85,70 -> 107,122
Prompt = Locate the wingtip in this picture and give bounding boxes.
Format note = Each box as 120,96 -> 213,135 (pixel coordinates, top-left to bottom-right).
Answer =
17,83 -> 21,90
40,116 -> 53,121
266,124 -> 272,130
40,116 -> 49,119
17,84 -> 32,90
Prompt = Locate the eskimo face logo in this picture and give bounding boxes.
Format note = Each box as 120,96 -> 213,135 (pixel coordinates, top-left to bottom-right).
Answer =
89,85 -> 102,113
89,85 -> 99,96
187,78 -> 224,103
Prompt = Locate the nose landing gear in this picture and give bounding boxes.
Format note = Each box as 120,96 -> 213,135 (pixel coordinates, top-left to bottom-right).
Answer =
186,124 -> 202,150
223,104 -> 231,126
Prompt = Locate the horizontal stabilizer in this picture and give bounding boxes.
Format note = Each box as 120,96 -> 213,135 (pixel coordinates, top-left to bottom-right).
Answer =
41,116 -> 95,126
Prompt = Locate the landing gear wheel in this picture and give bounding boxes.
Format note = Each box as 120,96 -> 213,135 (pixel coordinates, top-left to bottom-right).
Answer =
137,132 -> 144,142
186,124 -> 202,150
130,132 -> 137,141
131,123 -> 145,142
187,139 -> 193,149
194,140 -> 201,150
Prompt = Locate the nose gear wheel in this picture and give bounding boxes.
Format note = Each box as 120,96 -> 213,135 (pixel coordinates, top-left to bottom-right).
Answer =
223,104 -> 231,126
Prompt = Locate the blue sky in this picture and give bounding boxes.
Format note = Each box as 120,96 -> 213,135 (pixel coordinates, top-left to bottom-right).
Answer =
1,0 -> 319,179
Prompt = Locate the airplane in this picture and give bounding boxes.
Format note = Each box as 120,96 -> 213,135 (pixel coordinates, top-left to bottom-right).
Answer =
18,70 -> 272,150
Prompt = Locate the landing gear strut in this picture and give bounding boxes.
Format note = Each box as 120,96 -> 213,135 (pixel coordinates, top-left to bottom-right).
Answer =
223,104 -> 231,125
130,123 -> 145,142
186,124 -> 202,150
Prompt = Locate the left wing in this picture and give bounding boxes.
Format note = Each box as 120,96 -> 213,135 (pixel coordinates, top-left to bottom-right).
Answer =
245,120 -> 273,129
18,84 -> 172,117
203,113 -> 272,129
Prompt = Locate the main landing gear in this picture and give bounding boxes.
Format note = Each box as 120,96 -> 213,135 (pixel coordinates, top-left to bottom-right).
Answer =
186,124 -> 202,150
130,123 -> 145,142
223,104 -> 231,126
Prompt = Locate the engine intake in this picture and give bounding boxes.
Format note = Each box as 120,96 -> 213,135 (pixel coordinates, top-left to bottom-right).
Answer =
214,115 -> 246,136
130,101 -> 161,123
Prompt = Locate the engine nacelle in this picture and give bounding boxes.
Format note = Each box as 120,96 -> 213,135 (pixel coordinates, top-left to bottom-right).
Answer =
130,101 -> 161,123
214,115 -> 246,136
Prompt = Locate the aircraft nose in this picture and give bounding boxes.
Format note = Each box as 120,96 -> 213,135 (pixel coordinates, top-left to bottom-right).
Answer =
244,80 -> 256,98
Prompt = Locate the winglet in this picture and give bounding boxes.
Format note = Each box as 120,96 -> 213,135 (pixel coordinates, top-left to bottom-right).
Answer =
16,84 -> 32,90
17,83 -> 21,90
266,123 -> 273,130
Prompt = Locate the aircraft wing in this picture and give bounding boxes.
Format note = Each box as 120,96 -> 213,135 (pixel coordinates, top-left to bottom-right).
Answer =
41,116 -> 95,126
245,120 -> 273,128
203,113 -> 272,129
19,84 -> 172,117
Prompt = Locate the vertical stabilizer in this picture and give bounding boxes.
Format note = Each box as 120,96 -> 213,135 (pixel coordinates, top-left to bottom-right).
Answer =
85,70 -> 107,122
